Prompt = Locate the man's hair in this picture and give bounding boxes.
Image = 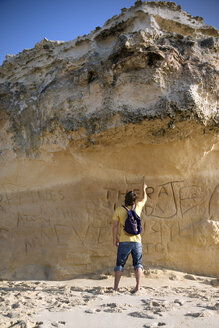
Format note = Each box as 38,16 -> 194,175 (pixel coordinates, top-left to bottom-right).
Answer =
125,191 -> 137,206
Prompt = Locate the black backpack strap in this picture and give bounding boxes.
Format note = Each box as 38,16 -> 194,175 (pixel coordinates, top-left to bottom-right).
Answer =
123,204 -> 136,211
122,205 -> 129,212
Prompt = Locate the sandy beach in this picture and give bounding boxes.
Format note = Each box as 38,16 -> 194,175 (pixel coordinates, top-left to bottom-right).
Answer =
1,267 -> 219,328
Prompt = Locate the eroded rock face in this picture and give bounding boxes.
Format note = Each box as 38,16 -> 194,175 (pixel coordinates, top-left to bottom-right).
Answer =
0,1 -> 218,279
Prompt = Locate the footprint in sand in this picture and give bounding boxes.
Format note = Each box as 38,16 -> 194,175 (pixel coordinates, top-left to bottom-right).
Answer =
211,279 -> 219,287
85,308 -> 101,314
185,310 -> 213,318
129,311 -> 156,319
85,302 -> 130,313
143,322 -> 167,328
184,274 -> 197,281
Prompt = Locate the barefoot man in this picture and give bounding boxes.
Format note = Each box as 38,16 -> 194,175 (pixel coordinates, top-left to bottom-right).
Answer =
113,182 -> 147,292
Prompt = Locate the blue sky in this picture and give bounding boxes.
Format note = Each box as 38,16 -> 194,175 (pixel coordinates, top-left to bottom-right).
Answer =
0,0 -> 218,65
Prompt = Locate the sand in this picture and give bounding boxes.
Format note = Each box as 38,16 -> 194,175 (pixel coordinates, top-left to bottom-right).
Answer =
1,267 -> 219,328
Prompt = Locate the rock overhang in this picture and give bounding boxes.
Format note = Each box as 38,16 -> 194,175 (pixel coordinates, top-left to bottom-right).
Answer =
0,1 -> 218,280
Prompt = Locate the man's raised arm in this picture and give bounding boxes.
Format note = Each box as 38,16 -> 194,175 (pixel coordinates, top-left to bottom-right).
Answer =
141,182 -> 147,206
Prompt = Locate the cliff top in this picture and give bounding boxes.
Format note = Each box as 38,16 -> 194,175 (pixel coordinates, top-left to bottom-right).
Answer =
1,1 -> 218,71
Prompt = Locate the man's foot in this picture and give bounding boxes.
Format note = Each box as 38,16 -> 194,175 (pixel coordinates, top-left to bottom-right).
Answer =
113,288 -> 121,295
131,287 -> 141,294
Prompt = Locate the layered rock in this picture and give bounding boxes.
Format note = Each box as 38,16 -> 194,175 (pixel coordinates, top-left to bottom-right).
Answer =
0,1 -> 218,279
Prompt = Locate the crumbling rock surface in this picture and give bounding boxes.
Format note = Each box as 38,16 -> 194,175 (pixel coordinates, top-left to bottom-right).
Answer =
0,1 -> 218,279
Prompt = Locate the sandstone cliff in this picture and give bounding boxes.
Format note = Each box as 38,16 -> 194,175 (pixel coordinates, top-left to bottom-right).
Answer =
0,1 -> 218,279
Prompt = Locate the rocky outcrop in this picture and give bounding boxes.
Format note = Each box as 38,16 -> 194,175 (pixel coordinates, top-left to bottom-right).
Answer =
0,1 -> 218,279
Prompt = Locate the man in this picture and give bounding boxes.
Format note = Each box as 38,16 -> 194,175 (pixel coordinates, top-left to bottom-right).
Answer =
112,182 -> 147,292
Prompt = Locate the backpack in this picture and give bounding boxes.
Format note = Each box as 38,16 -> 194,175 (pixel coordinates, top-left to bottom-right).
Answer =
122,204 -> 142,235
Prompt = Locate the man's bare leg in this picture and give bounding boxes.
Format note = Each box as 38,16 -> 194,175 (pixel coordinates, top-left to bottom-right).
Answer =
114,271 -> 122,291
134,267 -> 143,292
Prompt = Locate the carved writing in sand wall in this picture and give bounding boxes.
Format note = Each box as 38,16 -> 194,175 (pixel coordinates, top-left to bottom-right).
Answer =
105,178 -> 217,254
0,179 -> 218,258
105,179 -> 207,220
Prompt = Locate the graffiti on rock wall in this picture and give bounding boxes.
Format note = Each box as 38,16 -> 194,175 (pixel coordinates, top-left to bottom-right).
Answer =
105,178 -> 218,255
0,179 -> 218,259
144,181 -> 180,219
179,185 -> 206,216
105,179 -> 207,219
0,184 -> 111,255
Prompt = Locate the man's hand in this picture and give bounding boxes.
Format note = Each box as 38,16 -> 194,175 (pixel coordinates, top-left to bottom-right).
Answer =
143,182 -> 147,191
113,221 -> 119,247
141,181 -> 148,206
114,237 -> 119,247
